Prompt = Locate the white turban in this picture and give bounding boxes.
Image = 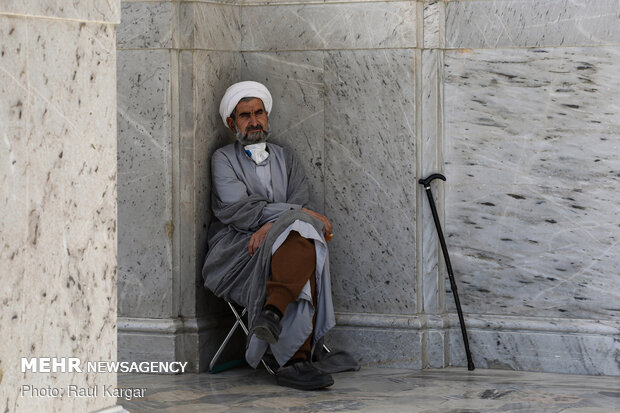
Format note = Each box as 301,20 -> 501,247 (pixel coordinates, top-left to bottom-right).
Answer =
219,81 -> 272,126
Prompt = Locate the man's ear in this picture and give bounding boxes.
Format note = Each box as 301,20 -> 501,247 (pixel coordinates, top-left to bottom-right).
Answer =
226,117 -> 236,132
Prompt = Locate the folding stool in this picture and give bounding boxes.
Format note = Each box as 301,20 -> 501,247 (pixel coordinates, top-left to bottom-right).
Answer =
209,301 -> 329,374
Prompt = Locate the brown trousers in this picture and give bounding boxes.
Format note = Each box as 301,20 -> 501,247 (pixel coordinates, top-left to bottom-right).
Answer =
266,231 -> 317,361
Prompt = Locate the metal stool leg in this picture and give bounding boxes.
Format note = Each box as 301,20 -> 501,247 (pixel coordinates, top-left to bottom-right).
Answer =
209,302 -> 277,375
228,304 -> 275,374
260,357 -> 276,375
209,304 -> 247,373
210,302 -> 330,376
229,303 -> 248,334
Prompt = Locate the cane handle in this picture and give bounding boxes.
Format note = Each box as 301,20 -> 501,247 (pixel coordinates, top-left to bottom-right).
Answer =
418,173 -> 446,188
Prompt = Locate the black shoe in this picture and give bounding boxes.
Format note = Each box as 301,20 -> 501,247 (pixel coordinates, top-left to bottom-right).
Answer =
252,309 -> 282,344
276,360 -> 334,390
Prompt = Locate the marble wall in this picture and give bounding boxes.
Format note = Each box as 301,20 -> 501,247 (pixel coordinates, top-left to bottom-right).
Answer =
442,0 -> 620,375
118,0 -> 620,376
0,1 -> 121,412
239,1 -> 424,368
117,1 -> 245,372
239,0 -> 620,375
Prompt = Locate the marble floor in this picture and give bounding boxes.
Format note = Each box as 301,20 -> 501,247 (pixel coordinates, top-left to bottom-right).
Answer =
117,366 -> 620,412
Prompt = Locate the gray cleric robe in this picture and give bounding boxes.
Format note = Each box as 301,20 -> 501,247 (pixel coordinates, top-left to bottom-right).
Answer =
202,141 -> 336,367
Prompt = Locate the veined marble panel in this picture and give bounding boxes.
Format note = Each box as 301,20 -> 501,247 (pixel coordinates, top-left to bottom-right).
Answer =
0,16 -> 31,412
423,0 -> 445,49
240,0 -> 408,3
181,50 -> 241,318
327,326 -> 423,369
325,49 -> 417,314
241,2 -> 417,51
117,1 -> 175,49
180,2 -> 241,50
449,328 -> 620,376
241,0 -> 323,4
241,51 -> 325,212
0,16 -> 117,412
179,49 -> 199,320
446,0 -> 620,49
427,330 -> 448,368
117,316 -> 243,373
420,49 -> 443,314
1,0 -> 120,23
444,47 -> 620,320
117,49 -> 174,319
443,313 -> 620,375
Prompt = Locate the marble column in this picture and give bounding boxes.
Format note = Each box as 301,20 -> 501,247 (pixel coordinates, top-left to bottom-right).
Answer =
0,1 -> 122,412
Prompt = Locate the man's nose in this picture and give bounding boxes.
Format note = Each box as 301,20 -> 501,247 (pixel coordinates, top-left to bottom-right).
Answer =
248,114 -> 259,126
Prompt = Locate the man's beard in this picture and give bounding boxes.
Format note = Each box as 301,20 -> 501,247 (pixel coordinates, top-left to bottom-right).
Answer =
235,125 -> 270,146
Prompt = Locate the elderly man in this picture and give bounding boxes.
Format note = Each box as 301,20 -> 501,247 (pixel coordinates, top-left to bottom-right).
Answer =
202,81 -> 337,390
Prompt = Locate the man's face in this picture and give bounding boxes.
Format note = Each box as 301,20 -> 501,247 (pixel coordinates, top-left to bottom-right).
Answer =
226,98 -> 269,145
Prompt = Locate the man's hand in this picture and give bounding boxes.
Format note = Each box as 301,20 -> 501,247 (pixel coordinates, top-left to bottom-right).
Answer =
248,222 -> 273,256
302,207 -> 333,239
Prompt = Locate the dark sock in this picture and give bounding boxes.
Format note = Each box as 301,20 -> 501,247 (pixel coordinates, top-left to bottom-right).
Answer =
264,304 -> 283,319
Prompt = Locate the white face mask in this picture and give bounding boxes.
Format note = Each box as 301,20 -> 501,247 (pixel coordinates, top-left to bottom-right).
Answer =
244,142 -> 269,164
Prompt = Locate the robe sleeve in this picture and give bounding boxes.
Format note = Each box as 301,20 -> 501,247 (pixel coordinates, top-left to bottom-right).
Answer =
260,203 -> 301,224
211,150 -> 268,232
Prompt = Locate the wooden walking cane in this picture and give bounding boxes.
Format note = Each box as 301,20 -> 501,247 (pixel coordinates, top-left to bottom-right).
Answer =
419,174 -> 475,371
